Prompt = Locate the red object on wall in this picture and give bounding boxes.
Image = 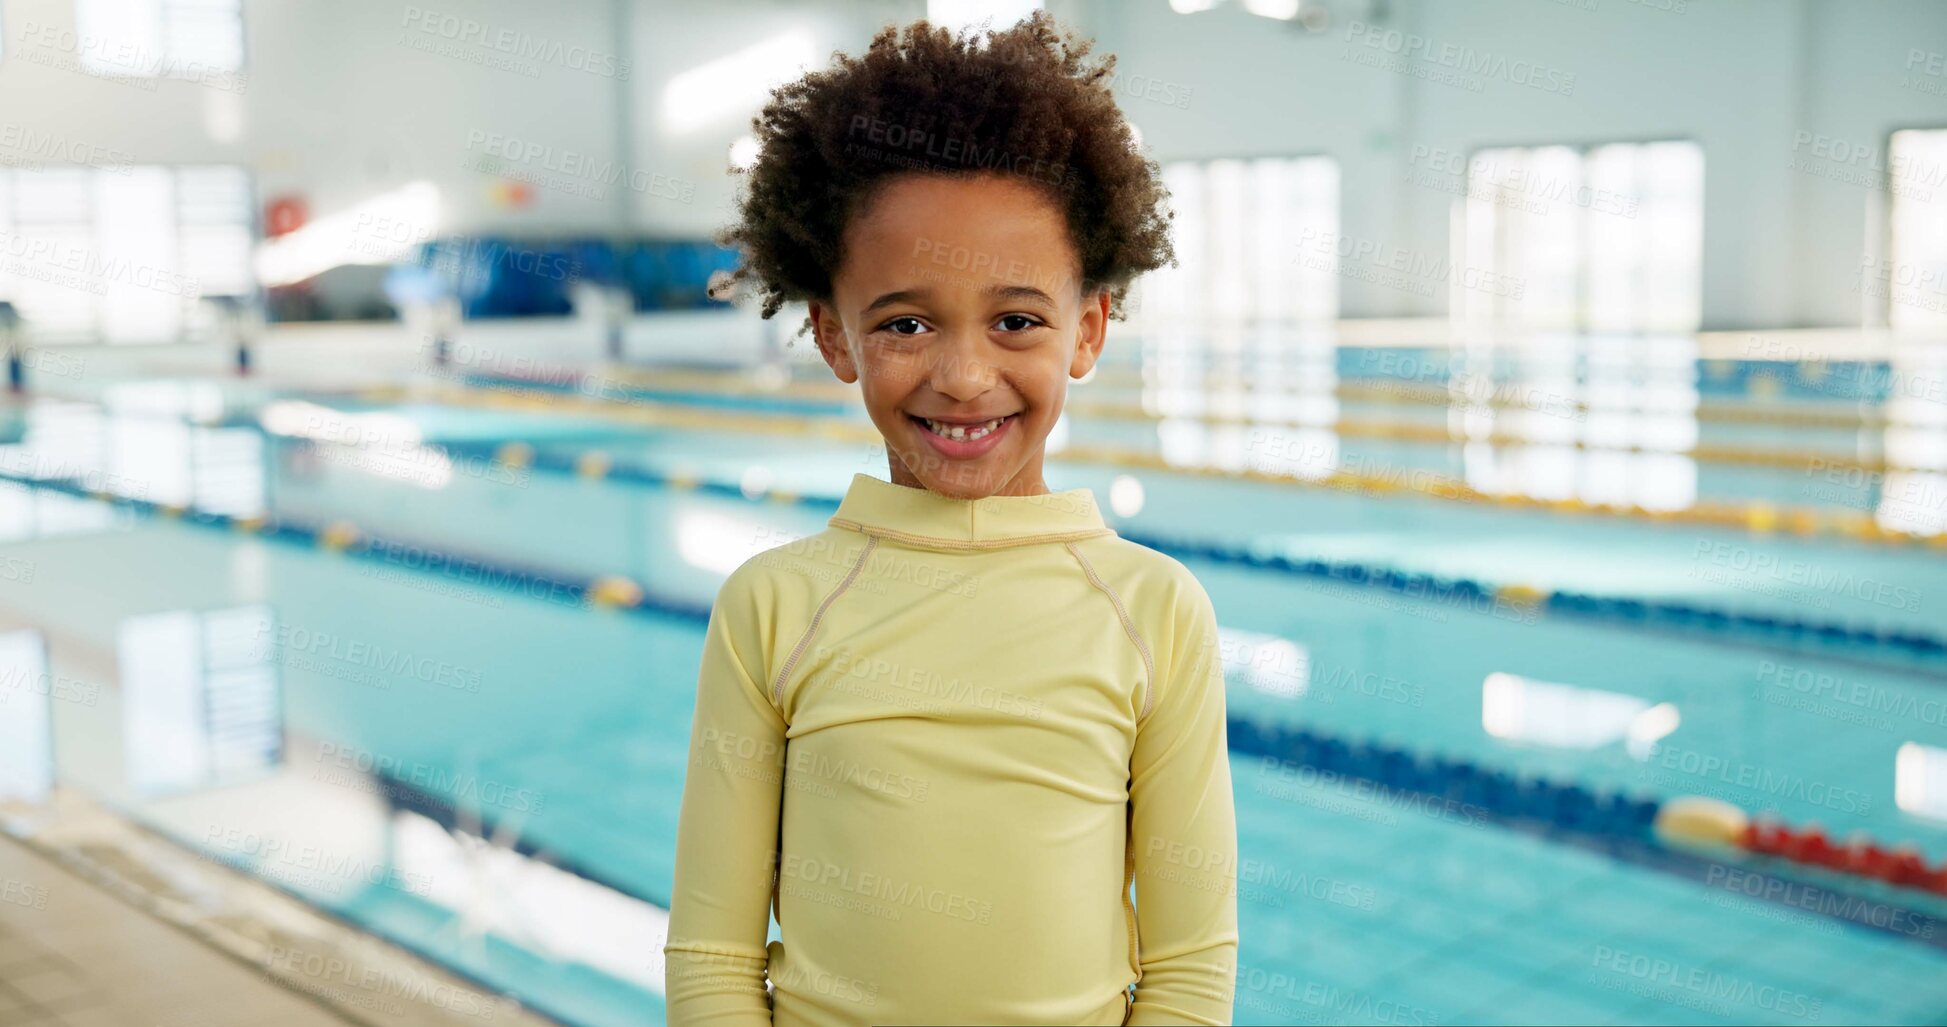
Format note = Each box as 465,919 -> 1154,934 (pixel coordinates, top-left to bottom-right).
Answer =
265,195 -> 309,237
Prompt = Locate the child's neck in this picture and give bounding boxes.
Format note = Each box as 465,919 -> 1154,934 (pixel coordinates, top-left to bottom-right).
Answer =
887,456 -> 1051,498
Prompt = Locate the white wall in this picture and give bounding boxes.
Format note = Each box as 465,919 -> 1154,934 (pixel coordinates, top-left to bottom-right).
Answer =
3,0 -> 1941,329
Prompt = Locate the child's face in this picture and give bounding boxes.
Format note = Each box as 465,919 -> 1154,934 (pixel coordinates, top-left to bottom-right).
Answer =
809,173 -> 1108,499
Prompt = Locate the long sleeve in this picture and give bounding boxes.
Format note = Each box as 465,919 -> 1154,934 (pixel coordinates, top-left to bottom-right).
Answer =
664,567 -> 788,1026
1126,579 -> 1239,1026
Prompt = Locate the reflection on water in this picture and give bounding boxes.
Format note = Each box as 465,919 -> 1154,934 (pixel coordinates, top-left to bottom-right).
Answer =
1481,670 -> 1680,760
119,605 -> 282,796
0,629 -> 53,803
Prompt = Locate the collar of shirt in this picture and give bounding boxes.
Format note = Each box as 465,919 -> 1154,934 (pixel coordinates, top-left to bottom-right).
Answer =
826,472 -> 1116,550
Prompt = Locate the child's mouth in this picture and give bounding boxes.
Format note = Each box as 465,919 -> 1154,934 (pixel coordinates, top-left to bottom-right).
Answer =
908,412 -> 1017,458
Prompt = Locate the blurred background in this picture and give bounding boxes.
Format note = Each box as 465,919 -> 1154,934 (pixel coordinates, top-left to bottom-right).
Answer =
0,0 -> 1944,1024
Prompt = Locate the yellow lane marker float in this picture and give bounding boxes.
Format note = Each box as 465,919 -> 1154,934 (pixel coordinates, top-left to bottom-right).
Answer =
1494,584 -> 1549,609
495,442 -> 535,470
318,520 -> 361,552
587,576 -> 645,609
576,451 -> 613,480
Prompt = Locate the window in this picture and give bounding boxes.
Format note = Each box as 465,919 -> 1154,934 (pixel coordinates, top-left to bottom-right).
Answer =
74,0 -> 244,79
1879,130 -> 1947,536
0,166 -> 254,344
1884,128 -> 1947,331
1138,155 -> 1340,326
1457,140 -> 1703,333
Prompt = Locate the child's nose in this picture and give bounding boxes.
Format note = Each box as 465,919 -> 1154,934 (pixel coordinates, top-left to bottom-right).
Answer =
926,335 -> 999,399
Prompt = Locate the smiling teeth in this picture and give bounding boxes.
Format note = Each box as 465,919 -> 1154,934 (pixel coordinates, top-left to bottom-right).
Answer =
923,416 -> 1006,441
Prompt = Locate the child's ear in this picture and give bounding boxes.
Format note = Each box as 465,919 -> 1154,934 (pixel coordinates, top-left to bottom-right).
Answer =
1070,288 -> 1111,380
808,300 -> 859,384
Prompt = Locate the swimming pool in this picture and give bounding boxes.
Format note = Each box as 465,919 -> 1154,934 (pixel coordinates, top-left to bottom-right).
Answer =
1,339 -> 1944,1025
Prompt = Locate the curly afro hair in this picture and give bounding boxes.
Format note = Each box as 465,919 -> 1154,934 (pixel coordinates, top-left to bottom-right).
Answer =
715,10 -> 1175,333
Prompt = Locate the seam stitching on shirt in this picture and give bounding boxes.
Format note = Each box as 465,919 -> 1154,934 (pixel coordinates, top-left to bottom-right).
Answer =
828,518 -> 1116,550
1122,803 -> 1143,985
772,534 -> 878,707
1065,540 -> 1156,720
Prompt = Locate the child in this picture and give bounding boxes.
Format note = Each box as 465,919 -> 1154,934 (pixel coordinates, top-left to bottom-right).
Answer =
665,12 -> 1238,1025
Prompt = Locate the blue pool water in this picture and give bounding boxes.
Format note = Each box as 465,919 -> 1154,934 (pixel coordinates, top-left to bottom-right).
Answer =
1,345 -> 1945,1025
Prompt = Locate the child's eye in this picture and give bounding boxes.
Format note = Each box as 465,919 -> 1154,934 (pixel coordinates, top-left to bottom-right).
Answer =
995,314 -> 1044,332
878,316 -> 931,336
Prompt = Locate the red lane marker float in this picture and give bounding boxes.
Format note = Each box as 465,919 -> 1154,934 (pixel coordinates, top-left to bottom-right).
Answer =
1660,799 -> 1947,896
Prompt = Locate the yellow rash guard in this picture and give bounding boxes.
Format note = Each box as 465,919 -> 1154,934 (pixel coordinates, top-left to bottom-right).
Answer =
664,472 -> 1239,1026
